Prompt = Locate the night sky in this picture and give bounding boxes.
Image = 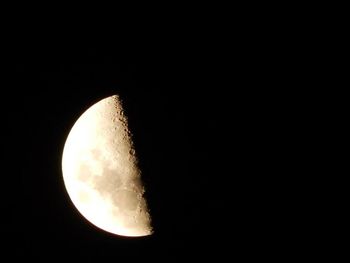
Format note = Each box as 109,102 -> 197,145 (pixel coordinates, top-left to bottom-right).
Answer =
0,35 -> 311,260
2,45 -> 241,261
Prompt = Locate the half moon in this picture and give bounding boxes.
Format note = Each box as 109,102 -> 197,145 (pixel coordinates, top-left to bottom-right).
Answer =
61,95 -> 152,237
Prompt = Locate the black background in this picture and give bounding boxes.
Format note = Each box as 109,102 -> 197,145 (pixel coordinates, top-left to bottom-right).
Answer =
2,44 -> 242,261
0,9 -> 327,260
1,35 -> 316,260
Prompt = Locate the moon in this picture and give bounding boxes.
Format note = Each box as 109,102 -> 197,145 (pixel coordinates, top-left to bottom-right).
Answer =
61,95 -> 152,237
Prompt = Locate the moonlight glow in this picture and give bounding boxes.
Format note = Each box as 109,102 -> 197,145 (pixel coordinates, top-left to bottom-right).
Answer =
61,95 -> 152,237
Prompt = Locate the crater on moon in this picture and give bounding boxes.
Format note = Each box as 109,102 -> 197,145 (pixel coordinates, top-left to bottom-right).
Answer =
112,189 -> 139,211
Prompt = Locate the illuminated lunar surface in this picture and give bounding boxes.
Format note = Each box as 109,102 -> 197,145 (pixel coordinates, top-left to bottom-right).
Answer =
62,95 -> 152,237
